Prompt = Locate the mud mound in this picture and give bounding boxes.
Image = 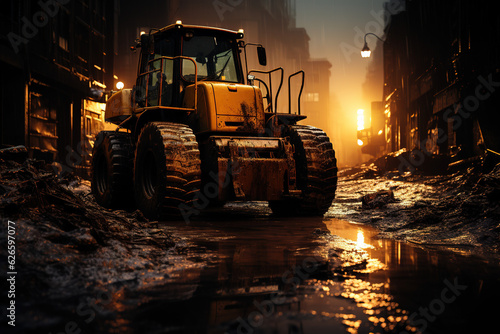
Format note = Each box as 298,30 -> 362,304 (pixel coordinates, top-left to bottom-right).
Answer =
0,159 -> 190,333
331,159 -> 500,253
0,159 -> 173,248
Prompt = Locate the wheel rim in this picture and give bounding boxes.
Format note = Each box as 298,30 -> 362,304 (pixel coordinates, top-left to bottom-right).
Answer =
95,154 -> 108,195
141,150 -> 158,198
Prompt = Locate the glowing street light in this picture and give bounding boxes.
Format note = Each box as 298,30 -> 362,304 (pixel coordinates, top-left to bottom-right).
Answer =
361,33 -> 385,58
357,109 -> 365,131
361,43 -> 371,58
116,81 -> 124,90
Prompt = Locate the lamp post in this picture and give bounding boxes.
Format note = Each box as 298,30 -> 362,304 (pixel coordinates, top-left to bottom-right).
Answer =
361,33 -> 385,58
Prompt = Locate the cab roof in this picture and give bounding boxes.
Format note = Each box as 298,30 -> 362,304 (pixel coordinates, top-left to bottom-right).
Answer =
153,22 -> 242,38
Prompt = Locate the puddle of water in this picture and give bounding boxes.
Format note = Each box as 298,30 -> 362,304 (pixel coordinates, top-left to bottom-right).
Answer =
84,205 -> 500,334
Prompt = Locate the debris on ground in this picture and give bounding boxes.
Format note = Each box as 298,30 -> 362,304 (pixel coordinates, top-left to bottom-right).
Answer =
361,190 -> 397,209
330,155 -> 500,254
0,158 -> 172,248
0,158 -> 211,332
0,145 -> 28,163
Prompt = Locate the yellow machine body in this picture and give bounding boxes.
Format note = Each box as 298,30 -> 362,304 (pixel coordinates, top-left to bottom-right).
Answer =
184,82 -> 266,135
105,89 -> 133,124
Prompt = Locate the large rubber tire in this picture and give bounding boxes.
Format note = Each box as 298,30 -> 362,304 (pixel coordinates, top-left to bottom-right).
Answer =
134,122 -> 201,219
91,131 -> 134,208
270,125 -> 337,216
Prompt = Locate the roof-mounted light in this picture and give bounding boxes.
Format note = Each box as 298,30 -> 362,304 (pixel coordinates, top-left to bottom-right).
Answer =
175,20 -> 183,29
237,29 -> 244,39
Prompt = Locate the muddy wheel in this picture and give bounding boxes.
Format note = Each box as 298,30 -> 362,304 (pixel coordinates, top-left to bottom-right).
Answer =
134,122 -> 201,219
91,131 -> 134,208
269,125 -> 337,216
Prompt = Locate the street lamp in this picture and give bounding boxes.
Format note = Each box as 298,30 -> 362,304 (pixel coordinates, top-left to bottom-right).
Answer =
361,43 -> 371,58
361,33 -> 385,58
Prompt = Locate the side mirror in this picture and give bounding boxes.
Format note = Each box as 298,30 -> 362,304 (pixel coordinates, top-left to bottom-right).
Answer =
140,33 -> 154,54
257,46 -> 267,66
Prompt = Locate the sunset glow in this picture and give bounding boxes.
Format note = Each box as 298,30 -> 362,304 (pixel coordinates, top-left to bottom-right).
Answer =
357,109 -> 365,131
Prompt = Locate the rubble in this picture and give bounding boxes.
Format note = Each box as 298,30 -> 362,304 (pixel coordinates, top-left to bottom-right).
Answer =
330,156 -> 500,253
0,158 -> 171,247
361,190 -> 397,209
0,145 -> 28,163
0,158 -> 209,329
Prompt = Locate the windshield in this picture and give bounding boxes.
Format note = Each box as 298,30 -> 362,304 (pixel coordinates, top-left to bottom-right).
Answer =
182,33 -> 240,83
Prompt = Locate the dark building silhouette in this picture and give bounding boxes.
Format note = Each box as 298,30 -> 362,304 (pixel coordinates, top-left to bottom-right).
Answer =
383,0 -> 500,161
0,0 -> 117,172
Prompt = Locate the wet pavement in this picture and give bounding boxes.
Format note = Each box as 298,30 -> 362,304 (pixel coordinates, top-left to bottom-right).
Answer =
2,159 -> 500,334
87,202 -> 500,334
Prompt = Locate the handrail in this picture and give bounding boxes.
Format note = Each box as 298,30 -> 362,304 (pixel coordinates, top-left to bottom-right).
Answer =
288,70 -> 305,115
135,56 -> 198,111
248,67 -> 284,113
253,78 -> 270,110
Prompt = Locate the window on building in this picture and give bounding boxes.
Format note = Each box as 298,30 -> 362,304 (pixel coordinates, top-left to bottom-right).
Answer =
305,92 -> 319,102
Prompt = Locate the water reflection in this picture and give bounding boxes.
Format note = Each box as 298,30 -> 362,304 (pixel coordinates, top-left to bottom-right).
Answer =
356,229 -> 365,248
94,211 -> 500,334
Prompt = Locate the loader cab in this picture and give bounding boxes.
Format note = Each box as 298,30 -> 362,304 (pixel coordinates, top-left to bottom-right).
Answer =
135,24 -> 245,110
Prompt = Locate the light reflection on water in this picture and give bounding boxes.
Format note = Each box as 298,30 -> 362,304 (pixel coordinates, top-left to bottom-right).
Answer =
267,218 -> 417,334
94,212 -> 500,334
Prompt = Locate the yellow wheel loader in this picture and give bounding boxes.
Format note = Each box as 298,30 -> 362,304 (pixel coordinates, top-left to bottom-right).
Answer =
92,22 -> 337,219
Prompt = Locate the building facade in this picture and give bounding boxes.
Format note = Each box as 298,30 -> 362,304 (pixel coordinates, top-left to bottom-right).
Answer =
0,0 -> 117,174
383,0 -> 500,162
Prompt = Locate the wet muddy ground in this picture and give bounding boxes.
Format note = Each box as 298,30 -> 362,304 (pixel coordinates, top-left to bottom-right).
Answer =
1,159 -> 500,333
331,161 -> 500,254
147,211 -> 500,334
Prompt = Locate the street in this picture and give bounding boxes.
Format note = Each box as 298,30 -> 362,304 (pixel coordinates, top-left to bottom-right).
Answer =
89,205 -> 500,334
3,1 -> 500,333
2,158 -> 500,334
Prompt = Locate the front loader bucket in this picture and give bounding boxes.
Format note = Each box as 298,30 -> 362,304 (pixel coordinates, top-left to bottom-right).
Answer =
201,136 -> 298,202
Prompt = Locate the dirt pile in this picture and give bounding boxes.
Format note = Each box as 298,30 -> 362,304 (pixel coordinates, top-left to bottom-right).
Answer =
0,159 -> 174,248
330,158 -> 500,253
409,162 -> 500,246
0,158 -> 193,332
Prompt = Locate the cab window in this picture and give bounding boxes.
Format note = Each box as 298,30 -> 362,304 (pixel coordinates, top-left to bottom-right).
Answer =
182,33 -> 240,83
136,34 -> 175,107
